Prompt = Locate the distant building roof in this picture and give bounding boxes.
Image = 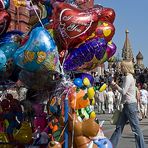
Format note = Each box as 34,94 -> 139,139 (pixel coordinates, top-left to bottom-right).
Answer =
136,51 -> 143,59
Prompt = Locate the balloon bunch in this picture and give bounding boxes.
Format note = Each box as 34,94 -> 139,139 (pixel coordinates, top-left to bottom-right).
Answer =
0,0 -> 116,147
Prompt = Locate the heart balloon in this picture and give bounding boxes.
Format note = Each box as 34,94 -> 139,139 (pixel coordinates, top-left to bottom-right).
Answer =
92,21 -> 115,42
0,10 -> 11,36
100,7 -> 116,24
53,2 -> 99,50
14,27 -> 61,73
63,38 -> 107,71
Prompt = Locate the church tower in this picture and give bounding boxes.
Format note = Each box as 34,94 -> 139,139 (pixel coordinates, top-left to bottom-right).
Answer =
122,29 -> 134,61
136,51 -> 144,69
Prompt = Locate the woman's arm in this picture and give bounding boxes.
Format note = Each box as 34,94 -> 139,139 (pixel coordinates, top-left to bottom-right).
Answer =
112,76 -> 131,95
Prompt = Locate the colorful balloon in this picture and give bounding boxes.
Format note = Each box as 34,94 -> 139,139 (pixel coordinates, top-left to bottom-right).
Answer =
100,7 -> 116,24
63,38 -> 106,71
99,83 -> 107,92
92,21 -> 115,42
53,2 -> 99,50
14,27 -> 60,73
0,50 -> 6,71
87,87 -> 95,99
0,10 -> 11,36
83,77 -> 90,86
74,78 -> 83,88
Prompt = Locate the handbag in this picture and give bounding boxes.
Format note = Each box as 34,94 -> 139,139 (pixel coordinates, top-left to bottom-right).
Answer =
110,109 -> 121,125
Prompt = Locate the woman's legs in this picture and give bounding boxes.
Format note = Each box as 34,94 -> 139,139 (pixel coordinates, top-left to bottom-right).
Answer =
125,103 -> 146,148
110,107 -> 128,148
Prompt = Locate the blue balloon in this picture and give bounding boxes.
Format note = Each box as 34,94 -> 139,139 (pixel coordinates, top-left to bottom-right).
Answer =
0,50 -> 6,71
14,27 -> 60,73
73,78 -> 83,88
94,138 -> 113,148
0,30 -> 23,72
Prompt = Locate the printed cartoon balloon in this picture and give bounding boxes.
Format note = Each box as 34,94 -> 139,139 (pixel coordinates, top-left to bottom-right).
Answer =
14,27 -> 60,73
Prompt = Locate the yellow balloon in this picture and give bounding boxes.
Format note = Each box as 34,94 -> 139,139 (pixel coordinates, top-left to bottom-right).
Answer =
87,87 -> 95,99
83,77 -> 90,86
13,121 -> 32,144
91,98 -> 95,105
90,111 -> 96,118
99,83 -> 107,92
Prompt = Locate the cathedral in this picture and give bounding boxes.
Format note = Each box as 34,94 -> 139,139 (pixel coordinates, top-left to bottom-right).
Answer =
108,29 -> 145,73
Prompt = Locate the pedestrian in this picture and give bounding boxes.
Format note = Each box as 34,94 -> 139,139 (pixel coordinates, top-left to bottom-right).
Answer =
106,87 -> 115,114
140,83 -> 148,118
110,60 -> 146,148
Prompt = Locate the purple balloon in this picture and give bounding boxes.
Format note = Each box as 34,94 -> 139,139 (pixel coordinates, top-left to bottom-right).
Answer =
106,42 -> 116,59
64,38 -> 107,71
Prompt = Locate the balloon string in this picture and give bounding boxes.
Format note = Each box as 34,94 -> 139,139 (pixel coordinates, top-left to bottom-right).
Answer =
30,0 -> 45,28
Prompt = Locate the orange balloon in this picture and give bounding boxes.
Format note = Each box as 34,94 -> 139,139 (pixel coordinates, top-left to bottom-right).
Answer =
68,87 -> 90,109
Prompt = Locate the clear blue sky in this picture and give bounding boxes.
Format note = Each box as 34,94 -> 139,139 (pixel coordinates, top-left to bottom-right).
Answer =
94,0 -> 148,67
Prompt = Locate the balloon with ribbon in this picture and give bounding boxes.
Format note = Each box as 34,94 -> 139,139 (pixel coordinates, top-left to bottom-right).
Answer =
0,10 -> 11,36
14,27 -> 61,73
53,2 -> 99,51
63,38 -> 107,71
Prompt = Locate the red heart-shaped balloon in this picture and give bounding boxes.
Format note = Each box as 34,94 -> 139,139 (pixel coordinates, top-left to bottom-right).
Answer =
94,21 -> 115,42
0,10 -> 11,36
53,2 -> 99,50
100,7 -> 116,24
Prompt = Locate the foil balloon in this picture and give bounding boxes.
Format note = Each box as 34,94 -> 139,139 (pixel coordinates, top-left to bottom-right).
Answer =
14,27 -> 60,73
92,21 -> 115,42
68,87 -> 90,109
94,138 -> 113,148
101,41 -> 116,63
53,2 -> 99,50
0,30 -> 23,71
100,7 -> 116,24
74,72 -> 94,85
0,50 -> 6,71
63,38 -> 107,71
75,0 -> 94,9
0,10 -> 11,36
0,0 -> 10,9
73,78 -> 83,88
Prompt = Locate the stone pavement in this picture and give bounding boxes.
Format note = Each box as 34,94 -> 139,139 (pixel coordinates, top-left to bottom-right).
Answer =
97,113 -> 148,148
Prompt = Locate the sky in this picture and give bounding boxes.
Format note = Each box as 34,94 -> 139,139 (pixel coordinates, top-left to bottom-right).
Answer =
94,0 -> 148,67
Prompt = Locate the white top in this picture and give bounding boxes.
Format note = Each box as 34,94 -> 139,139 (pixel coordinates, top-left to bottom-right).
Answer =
116,73 -> 137,104
106,91 -> 115,104
140,89 -> 148,104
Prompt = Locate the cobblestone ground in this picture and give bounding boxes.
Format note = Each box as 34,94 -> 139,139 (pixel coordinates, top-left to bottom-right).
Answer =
97,113 -> 148,148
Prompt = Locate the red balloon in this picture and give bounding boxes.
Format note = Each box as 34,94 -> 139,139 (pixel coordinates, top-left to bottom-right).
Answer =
0,10 -> 11,36
53,2 -> 99,50
100,7 -> 116,24
93,21 -> 115,42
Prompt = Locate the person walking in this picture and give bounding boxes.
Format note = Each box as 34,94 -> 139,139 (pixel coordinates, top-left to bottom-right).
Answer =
110,60 -> 146,148
140,83 -> 148,118
106,87 -> 115,114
